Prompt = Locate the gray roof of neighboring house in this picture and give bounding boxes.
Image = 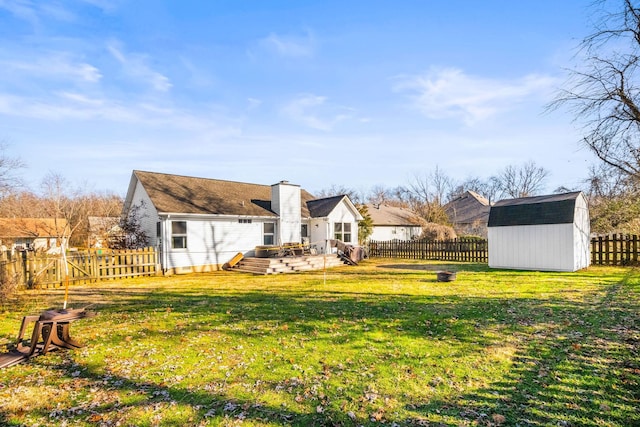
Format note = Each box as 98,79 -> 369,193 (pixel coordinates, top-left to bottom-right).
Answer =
444,191 -> 491,225
488,191 -> 583,227
365,204 -> 421,226
307,195 -> 345,218
132,170 -> 339,219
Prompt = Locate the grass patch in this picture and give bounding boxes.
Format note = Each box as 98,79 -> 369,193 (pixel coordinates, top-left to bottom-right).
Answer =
0,259 -> 638,426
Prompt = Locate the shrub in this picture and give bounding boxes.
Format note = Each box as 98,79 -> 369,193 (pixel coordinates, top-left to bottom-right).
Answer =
420,222 -> 457,240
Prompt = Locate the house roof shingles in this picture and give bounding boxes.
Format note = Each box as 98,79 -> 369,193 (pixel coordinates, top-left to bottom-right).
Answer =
134,170 -> 316,218
444,191 -> 491,225
0,218 -> 68,238
307,195 -> 346,218
365,204 -> 421,226
488,191 -> 582,227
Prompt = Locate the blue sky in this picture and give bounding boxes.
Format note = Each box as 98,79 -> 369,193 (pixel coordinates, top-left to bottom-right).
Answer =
0,0 -> 603,196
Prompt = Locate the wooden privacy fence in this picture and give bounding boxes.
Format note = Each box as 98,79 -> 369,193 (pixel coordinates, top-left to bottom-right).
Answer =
369,234 -> 640,266
369,238 -> 488,263
8,247 -> 159,289
591,234 -> 640,266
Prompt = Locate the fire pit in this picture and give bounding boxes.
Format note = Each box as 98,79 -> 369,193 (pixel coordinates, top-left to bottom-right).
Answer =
436,271 -> 456,282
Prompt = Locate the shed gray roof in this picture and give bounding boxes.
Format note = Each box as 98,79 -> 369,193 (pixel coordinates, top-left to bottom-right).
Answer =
488,191 -> 582,227
133,170 -> 316,217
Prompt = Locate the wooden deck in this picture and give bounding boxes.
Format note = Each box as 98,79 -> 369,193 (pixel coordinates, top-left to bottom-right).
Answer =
229,254 -> 346,275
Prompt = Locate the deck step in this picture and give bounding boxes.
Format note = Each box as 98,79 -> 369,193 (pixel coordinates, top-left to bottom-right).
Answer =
231,254 -> 347,275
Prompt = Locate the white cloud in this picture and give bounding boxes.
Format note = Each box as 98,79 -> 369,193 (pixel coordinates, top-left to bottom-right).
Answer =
0,0 -> 81,25
394,67 -> 557,125
1,53 -> 102,83
57,91 -> 105,106
0,0 -> 40,26
77,0 -> 119,12
107,40 -> 172,92
247,98 -> 262,110
281,94 -> 355,131
0,90 -> 240,139
257,31 -> 315,58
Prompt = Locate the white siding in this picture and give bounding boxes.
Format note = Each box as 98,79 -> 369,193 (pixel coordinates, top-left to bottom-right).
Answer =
489,224 -> 575,271
573,194 -> 591,271
488,193 -> 591,272
328,203 -> 359,245
162,217 -> 270,272
129,180 -> 160,247
307,199 -> 361,254
271,182 -> 301,244
309,218 -> 330,253
370,225 -> 422,241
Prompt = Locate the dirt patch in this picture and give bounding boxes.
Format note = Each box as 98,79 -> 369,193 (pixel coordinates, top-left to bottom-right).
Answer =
378,264 -> 451,271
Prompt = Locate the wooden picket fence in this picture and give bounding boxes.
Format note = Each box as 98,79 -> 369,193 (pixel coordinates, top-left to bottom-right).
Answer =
369,234 -> 640,266
369,238 -> 488,263
2,247 -> 159,289
590,234 -> 640,266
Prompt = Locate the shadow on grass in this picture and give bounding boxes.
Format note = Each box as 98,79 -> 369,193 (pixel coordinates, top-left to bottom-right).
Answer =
1,269 -> 639,426
404,276 -> 640,426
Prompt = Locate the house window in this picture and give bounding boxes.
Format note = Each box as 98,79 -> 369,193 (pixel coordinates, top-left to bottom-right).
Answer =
263,223 -> 275,245
239,219 -> 252,224
301,224 -> 308,238
171,221 -> 187,249
334,222 -> 352,243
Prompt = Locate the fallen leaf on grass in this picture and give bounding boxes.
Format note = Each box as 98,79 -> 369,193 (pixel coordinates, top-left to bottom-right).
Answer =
87,413 -> 104,423
492,413 -> 506,424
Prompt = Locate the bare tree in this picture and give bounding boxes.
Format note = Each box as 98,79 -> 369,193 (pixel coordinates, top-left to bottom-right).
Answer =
72,192 -> 123,247
0,190 -> 43,217
366,184 -> 392,206
492,161 -> 549,199
315,184 -> 364,204
448,176 -> 502,204
551,0 -> 640,181
0,142 -> 25,196
401,167 -> 453,224
585,163 -> 640,233
39,172 -> 90,249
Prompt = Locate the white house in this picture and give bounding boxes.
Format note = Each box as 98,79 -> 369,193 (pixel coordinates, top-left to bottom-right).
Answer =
488,191 -> 590,272
365,204 -> 422,241
123,170 -> 363,274
87,216 -> 121,248
0,218 -> 69,253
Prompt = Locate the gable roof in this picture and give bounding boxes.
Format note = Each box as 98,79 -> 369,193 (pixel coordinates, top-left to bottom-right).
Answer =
307,195 -> 344,218
488,191 -> 583,227
444,191 -> 491,224
131,170 -> 316,217
0,218 -> 69,238
365,204 -> 421,226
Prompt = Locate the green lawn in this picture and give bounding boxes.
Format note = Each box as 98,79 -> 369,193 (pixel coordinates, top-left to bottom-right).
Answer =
0,259 -> 638,426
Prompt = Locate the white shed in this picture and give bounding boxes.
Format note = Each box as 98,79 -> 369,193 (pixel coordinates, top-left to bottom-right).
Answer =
487,191 -> 590,272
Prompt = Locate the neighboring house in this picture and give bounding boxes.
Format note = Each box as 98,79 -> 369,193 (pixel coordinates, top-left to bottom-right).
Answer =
444,190 -> 491,237
0,218 -> 69,252
487,191 -> 590,272
123,170 -> 363,274
87,216 -> 121,248
365,204 -> 422,241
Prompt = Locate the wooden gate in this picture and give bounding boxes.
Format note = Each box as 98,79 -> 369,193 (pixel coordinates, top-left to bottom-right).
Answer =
20,247 -> 159,288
